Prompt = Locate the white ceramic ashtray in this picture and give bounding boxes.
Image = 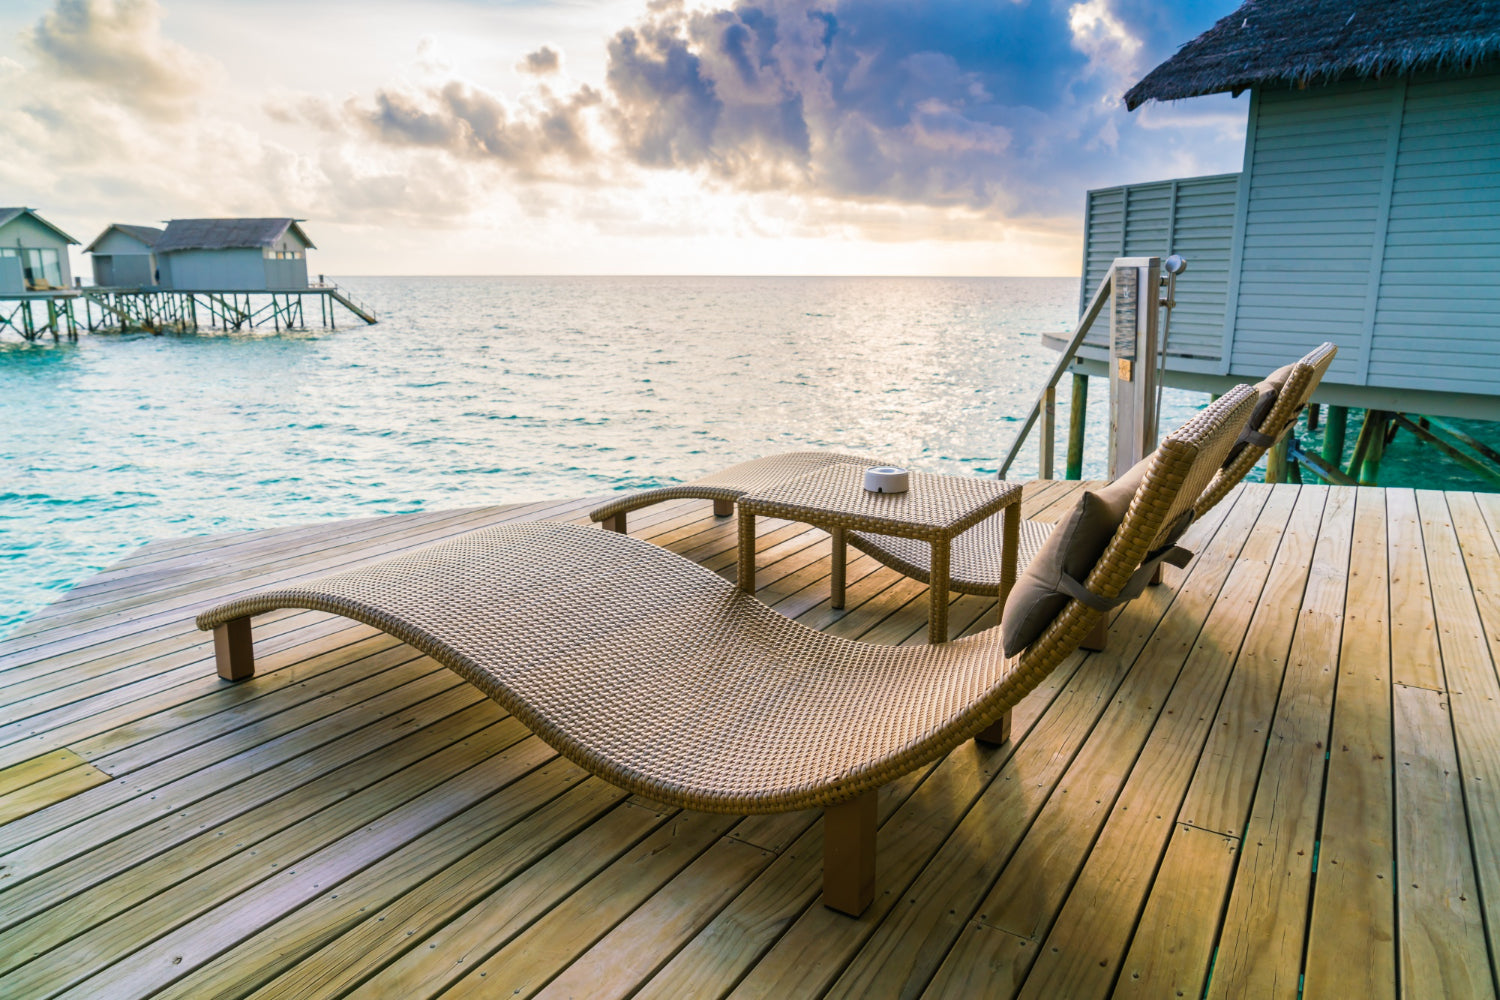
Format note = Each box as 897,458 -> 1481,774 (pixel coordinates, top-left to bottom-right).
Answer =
863,467 -> 910,494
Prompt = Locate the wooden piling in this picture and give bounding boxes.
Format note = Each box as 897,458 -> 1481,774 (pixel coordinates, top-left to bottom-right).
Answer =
1065,372 -> 1088,480
1323,404 -> 1349,469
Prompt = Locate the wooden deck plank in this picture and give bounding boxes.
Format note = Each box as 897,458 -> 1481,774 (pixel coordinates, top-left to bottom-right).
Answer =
1009,485 -> 1294,999
1416,489 -> 1500,995
0,484 -> 1496,1000
1393,684 -> 1495,999
920,485 -> 1290,1000
1302,487 -> 1396,1000
0,752 -> 110,826
1208,486 -> 1354,1000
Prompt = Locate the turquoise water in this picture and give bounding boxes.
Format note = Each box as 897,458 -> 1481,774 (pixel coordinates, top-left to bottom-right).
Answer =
1,275 -> 1492,635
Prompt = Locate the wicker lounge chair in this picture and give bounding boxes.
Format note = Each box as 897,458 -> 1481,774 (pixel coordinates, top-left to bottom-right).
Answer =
195,387 -> 1255,916
843,342 -> 1341,602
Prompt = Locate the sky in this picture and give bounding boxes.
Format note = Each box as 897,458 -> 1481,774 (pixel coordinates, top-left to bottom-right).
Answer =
0,0 -> 1249,276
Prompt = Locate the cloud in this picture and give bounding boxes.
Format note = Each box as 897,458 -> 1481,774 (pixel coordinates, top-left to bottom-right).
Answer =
520,45 -> 561,75
26,0 -> 214,119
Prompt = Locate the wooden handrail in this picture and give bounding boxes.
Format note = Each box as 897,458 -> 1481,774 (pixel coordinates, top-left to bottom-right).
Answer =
997,271 -> 1113,479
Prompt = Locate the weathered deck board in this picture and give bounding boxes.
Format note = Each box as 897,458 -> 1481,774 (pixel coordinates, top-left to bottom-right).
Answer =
0,482 -> 1497,999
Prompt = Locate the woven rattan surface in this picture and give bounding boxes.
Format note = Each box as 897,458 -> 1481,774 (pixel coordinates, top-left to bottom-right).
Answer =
588,451 -> 892,524
738,465 -> 1022,539
198,521 -> 1020,814
1194,342 -> 1338,517
195,389 -> 1255,817
847,517 -> 1056,596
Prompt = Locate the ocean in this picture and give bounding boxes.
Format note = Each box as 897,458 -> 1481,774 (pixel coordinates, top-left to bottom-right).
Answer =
0,275 -> 1491,636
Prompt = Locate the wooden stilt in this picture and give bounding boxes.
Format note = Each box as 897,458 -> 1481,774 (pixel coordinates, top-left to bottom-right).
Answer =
1065,373 -> 1088,481
1265,435 -> 1290,484
213,618 -> 256,681
823,790 -> 877,916
976,709 -> 1012,746
1307,402 -> 1320,432
1360,412 -> 1390,486
713,499 -> 734,517
1322,404 -> 1349,475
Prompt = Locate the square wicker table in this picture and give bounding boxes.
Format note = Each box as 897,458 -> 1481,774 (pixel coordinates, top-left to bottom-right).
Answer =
736,464 -> 1024,643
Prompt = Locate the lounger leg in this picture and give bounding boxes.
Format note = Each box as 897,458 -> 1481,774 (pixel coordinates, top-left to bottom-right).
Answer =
824,790 -> 877,916
737,510 -> 757,593
602,512 -> 626,533
1082,617 -> 1108,651
976,709 -> 1012,746
214,618 -> 256,681
830,526 -> 846,610
713,499 -> 734,517
928,540 -> 950,644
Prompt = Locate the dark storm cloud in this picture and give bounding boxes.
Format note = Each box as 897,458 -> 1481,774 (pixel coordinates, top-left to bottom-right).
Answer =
601,0 -> 1236,213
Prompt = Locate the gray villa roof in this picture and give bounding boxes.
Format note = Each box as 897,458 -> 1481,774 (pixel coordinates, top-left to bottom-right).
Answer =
0,207 -> 81,244
83,223 -> 166,253
153,218 -> 316,253
1124,0 -> 1500,109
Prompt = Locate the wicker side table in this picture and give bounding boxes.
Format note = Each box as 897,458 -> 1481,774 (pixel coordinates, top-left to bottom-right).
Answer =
737,464 -> 1023,643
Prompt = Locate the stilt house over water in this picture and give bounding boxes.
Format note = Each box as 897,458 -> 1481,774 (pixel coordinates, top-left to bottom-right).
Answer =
0,208 -> 77,293
149,218 -> 315,292
85,224 -> 164,289
1074,0 -> 1500,426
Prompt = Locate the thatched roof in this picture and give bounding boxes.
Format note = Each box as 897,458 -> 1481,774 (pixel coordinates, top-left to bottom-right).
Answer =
1125,0 -> 1500,110
84,223 -> 165,253
154,218 -> 315,253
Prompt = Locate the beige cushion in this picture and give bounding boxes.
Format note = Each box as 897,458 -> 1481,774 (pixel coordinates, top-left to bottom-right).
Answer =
1000,456 -> 1149,657
1221,361 -> 1297,468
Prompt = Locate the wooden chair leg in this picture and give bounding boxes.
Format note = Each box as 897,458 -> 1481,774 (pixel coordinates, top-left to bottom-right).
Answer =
976,709 -> 1012,746
214,618 -> 256,681
713,499 -> 734,517
1081,617 -> 1108,652
823,790 -> 877,916
601,512 -> 626,533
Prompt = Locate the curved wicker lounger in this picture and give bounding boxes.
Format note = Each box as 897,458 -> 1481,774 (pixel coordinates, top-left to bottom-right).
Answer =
843,343 -> 1339,598
589,450 -> 892,533
196,387 -> 1254,915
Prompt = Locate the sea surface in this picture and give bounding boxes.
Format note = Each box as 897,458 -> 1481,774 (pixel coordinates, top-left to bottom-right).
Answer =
1,275 -> 1493,635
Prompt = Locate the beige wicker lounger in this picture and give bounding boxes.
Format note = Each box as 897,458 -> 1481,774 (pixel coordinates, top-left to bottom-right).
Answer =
196,387 -> 1254,916
843,342 -> 1340,599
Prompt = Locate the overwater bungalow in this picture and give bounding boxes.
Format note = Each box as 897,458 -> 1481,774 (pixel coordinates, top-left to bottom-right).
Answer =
152,217 -> 316,292
2,5 -> 1500,1000
1070,0 -> 1500,484
85,224 -> 165,289
0,207 -> 77,293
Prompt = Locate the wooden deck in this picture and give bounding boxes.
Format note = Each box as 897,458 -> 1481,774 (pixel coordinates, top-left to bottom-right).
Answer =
2,481 -> 1499,998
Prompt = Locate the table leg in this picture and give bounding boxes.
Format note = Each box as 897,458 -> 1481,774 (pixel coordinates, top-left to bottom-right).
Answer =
999,502 -> 1020,627
737,510 -> 757,593
929,539 -> 951,643
831,525 -> 846,610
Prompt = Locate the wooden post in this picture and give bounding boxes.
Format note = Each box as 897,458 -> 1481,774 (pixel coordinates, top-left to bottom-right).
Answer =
1040,384 -> 1056,479
1065,372 -> 1088,480
831,526 -> 847,610
213,618 -> 256,681
1265,436 -> 1290,484
823,790 -> 877,916
1107,257 -> 1161,478
1307,402 -> 1320,432
1347,409 -> 1380,482
601,511 -> 626,533
1361,412 -> 1389,486
1322,404 -> 1349,471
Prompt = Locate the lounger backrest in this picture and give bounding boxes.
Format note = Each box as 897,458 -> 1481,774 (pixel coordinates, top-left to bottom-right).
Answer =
1010,384 -> 1257,668
1193,342 -> 1338,518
